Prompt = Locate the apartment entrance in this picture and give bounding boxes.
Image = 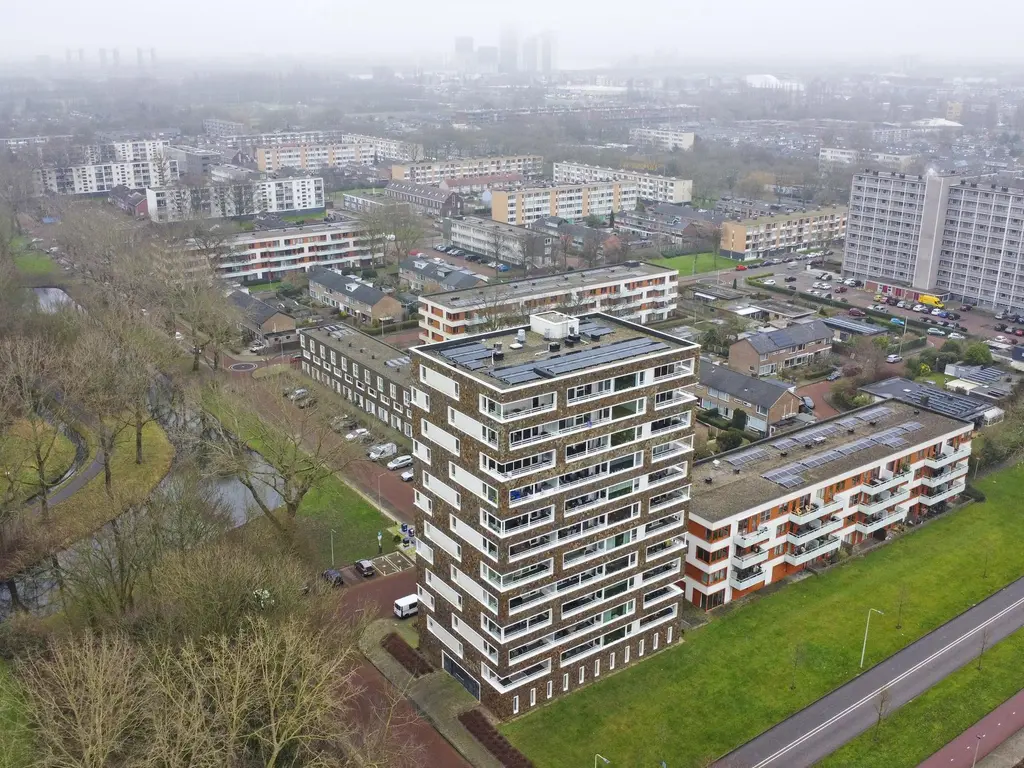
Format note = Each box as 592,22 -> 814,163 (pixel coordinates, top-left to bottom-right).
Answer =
442,652 -> 480,700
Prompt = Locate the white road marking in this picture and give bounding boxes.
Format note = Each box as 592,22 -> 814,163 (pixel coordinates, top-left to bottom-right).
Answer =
748,593 -> 1024,768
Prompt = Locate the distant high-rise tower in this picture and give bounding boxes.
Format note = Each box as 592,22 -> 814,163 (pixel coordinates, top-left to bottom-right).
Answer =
521,36 -> 539,73
112,48 -> 120,66
499,26 -> 518,73
454,36 -> 474,70
98,48 -> 107,67
137,47 -> 144,67
541,32 -> 555,73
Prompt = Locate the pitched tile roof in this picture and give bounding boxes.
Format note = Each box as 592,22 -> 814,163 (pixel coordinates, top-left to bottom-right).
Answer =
698,358 -> 796,409
743,319 -> 832,354
308,267 -> 388,307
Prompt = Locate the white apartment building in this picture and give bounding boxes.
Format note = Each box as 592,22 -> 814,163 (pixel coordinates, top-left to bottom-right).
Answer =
77,140 -> 168,164
255,143 -> 376,172
225,131 -> 422,161
552,162 -> 692,204
628,128 -> 695,152
411,311 -> 699,716
447,216 -> 554,267
35,158 -> 179,195
0,135 -> 73,151
391,155 -> 544,185
818,147 -> 917,171
418,262 -> 678,343
191,217 -> 376,283
203,118 -> 247,138
844,170 -> 1024,310
491,182 -> 638,226
685,402 -> 972,610
146,177 -> 325,222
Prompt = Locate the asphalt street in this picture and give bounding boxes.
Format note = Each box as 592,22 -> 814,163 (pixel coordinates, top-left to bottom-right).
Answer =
715,575 -> 1024,768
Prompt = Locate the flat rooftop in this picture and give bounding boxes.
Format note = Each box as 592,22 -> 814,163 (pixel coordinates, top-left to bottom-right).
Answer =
690,401 -> 970,523
415,313 -> 698,390
302,324 -> 414,386
859,377 -> 1001,420
216,217 -> 363,244
420,262 -> 676,311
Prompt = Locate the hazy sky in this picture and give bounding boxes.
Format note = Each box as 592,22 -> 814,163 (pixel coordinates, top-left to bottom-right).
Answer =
4,0 -> 1024,69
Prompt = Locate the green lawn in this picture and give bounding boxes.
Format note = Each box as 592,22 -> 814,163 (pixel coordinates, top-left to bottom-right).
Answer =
656,252 -> 762,276
819,624 -> 1024,768
920,372 -> 955,387
247,281 -> 283,293
12,252 -> 56,277
503,463 -> 1024,768
0,419 -> 77,502
0,661 -> 32,767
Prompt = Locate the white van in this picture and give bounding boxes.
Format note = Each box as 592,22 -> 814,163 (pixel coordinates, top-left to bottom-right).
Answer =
394,594 -> 418,619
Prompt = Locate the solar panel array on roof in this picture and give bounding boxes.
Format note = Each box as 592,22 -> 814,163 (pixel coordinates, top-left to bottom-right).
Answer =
772,436 -> 801,451
578,320 -> 614,339
958,366 -> 1002,385
439,341 -> 493,371
726,447 -> 770,467
532,338 -> 669,379
856,406 -> 894,422
838,417 -> 862,429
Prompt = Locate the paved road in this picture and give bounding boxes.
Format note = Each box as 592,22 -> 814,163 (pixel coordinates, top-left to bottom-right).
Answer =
922,688 -> 1024,768
715,576 -> 1024,768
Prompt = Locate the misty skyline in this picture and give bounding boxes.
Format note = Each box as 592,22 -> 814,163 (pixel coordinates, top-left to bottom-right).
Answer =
3,0 -> 1024,70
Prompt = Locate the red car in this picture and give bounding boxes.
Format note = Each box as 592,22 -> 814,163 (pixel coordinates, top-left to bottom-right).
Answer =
848,308 -> 866,318
735,264 -> 748,271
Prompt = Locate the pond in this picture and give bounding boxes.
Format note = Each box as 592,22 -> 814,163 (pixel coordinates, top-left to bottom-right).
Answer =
32,287 -> 79,314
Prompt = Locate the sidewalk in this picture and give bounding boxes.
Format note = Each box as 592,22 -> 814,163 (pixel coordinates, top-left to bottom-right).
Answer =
920,689 -> 1024,768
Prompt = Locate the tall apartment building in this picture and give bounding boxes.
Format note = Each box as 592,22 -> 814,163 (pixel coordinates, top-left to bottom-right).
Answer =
299,324 -> 415,438
203,118 -> 247,138
685,402 -> 972,610
445,216 -> 554,268
411,311 -> 699,716
146,177 -> 324,223
491,182 -> 638,226
818,147 -> 916,171
720,207 -> 847,260
189,217 -> 376,283
628,128 -> 695,152
417,263 -> 678,343
225,131 -> 422,162
391,155 -> 544,185
255,143 -> 377,172
843,170 -> 1024,310
35,158 -> 179,195
552,162 -> 692,204
164,145 -> 222,177
339,133 -> 424,162
73,139 -> 168,163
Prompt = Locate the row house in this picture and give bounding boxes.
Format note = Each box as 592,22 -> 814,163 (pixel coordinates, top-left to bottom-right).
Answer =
727,320 -> 833,378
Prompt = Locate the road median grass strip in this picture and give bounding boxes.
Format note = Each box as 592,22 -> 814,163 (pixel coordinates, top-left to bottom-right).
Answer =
502,463 -> 1024,768
817,624 -> 1024,768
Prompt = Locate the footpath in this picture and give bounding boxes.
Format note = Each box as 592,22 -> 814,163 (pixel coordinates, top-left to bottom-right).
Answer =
920,689 -> 1024,768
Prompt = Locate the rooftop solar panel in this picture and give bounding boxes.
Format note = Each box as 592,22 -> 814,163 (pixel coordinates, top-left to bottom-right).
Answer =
533,339 -> 669,378
772,437 -> 800,451
837,417 -> 862,429
726,447 -> 770,466
856,406 -> 893,422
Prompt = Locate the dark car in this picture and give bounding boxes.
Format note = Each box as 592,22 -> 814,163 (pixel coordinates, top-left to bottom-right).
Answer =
960,305 -> 973,311
788,285 -> 797,291
996,323 -> 1009,332
826,369 -> 842,381
321,569 -> 344,587
355,560 -> 376,578
848,308 -> 866,317
836,285 -> 848,293
784,276 -> 798,282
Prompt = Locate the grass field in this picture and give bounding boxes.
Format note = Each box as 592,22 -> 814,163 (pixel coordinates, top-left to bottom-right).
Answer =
0,662 -> 32,767
12,252 -> 57,277
502,463 -> 1024,768
0,419 -> 77,502
819,624 -> 1024,768
656,252 -> 761,276
247,281 -> 284,293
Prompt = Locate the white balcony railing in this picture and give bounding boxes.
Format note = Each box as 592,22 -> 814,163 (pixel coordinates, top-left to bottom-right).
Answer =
787,517 -> 843,547
730,567 -> 766,591
917,480 -> 967,507
855,507 -> 908,535
865,469 -> 912,493
733,547 -> 769,568
923,446 -> 972,469
790,498 -> 844,523
857,487 -> 911,516
785,535 -> 841,566
919,464 -> 969,487
734,526 -> 771,548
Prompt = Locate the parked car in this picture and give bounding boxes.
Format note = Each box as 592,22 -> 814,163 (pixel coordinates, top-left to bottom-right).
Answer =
788,285 -> 797,291
400,470 -> 415,482
948,332 -> 966,340
801,396 -> 815,410
496,264 -> 510,272
960,305 -> 973,311
286,388 -> 308,401
368,442 -> 398,461
886,354 -> 903,363
836,286 -> 848,293
355,560 -> 376,578
897,301 -> 907,309
995,335 -> 1010,343
486,261 -> 498,268
784,276 -> 798,282
1015,328 -> 1024,337
762,279 -> 776,286
927,328 -> 946,336
848,308 -> 866,317
387,455 -> 413,470
735,264 -> 748,271
890,318 -> 906,326
826,369 -> 842,381
345,428 -> 370,441
321,569 -> 344,587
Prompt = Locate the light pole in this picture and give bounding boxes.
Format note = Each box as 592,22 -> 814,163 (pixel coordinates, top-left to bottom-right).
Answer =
594,755 -> 610,768
970,733 -> 983,768
377,472 -> 384,513
860,608 -> 885,668
330,529 -> 336,567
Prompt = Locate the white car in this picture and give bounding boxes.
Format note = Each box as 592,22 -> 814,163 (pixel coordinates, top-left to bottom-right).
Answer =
820,284 -> 831,290
948,332 -> 966,340
912,304 -> 926,312
400,470 -> 415,482
931,308 -> 943,316
896,301 -> 907,309
762,279 -> 776,286
995,335 -> 1010,343
345,428 -> 370,441
886,354 -> 903,363
174,331 -> 184,340
927,328 -> 946,336
387,455 -> 413,470
287,388 -> 308,401
845,279 -> 858,286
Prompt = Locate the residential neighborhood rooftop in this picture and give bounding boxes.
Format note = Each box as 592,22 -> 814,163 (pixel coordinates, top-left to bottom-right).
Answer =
741,319 -> 832,354
308,267 -> 389,307
690,401 -> 970,523
698,359 -> 795,409
302,324 -> 414,386
859,377 -> 1005,422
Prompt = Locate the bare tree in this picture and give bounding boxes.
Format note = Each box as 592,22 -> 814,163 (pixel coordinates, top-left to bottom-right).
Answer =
580,232 -> 601,270
0,153 -> 38,235
895,584 -> 910,630
386,208 -> 425,266
873,685 -> 892,741
977,627 -> 991,671
556,232 -> 574,271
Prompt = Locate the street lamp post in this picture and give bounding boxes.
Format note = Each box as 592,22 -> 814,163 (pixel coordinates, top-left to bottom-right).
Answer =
970,734 -> 983,768
594,755 -> 611,768
860,608 -> 885,668
377,473 -> 384,513
330,529 -> 336,567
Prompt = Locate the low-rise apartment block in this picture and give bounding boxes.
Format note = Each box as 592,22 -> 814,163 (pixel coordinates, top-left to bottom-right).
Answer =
695,360 -> 802,436
628,128 -> 695,152
146,177 -> 325,222
400,256 -> 484,292
818,147 -> 917,171
728,320 -> 833,377
229,291 -> 297,348
203,118 -> 247,138
255,143 -> 376,172
308,267 -> 404,324
445,216 -> 554,268
164,145 -> 222,177
35,158 -> 179,195
385,182 -> 464,217
391,155 -> 544,185
224,131 -> 422,162
411,311 -> 700,716
418,262 -> 677,343
0,135 -> 73,151
192,218 -> 377,283
720,207 -> 847,261
685,402 -> 972,610
299,324 -> 415,438
491,182 -> 638,226
552,162 -> 692,204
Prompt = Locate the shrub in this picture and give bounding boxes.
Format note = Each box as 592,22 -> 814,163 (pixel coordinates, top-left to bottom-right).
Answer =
459,709 -> 534,767
381,632 -> 432,676
717,429 -> 744,451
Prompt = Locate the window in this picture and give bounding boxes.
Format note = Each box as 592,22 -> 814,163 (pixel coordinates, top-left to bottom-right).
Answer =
512,695 -> 519,715
594,659 -> 600,677
638,639 -> 645,657
547,680 -> 553,699
609,652 -> 615,670
578,667 -> 585,684
563,673 -> 569,691
653,633 -> 659,650
529,688 -> 536,706
624,645 -> 630,663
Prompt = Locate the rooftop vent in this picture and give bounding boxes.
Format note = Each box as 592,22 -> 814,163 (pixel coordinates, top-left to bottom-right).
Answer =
549,342 -> 560,352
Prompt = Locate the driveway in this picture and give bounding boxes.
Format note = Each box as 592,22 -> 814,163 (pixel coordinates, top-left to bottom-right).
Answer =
796,380 -> 839,419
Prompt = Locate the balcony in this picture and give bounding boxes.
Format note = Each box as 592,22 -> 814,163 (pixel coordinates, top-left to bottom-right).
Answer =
856,507 -> 908,535
643,582 -> 682,609
919,464 -> 969,487
730,567 -> 766,591
651,437 -> 694,463
923,446 -> 972,469
858,487 -> 911,516
649,486 -> 691,513
481,393 -> 557,423
734,526 -> 771,548
647,465 -> 688,489
785,535 -> 841,566
644,513 -> 684,539
650,413 -> 692,436
917,480 -> 967,507
733,547 -> 769,568
787,517 -> 843,547
645,536 -> 686,561
866,469 -> 912,493
654,390 -> 699,411
790,498 -> 845,523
